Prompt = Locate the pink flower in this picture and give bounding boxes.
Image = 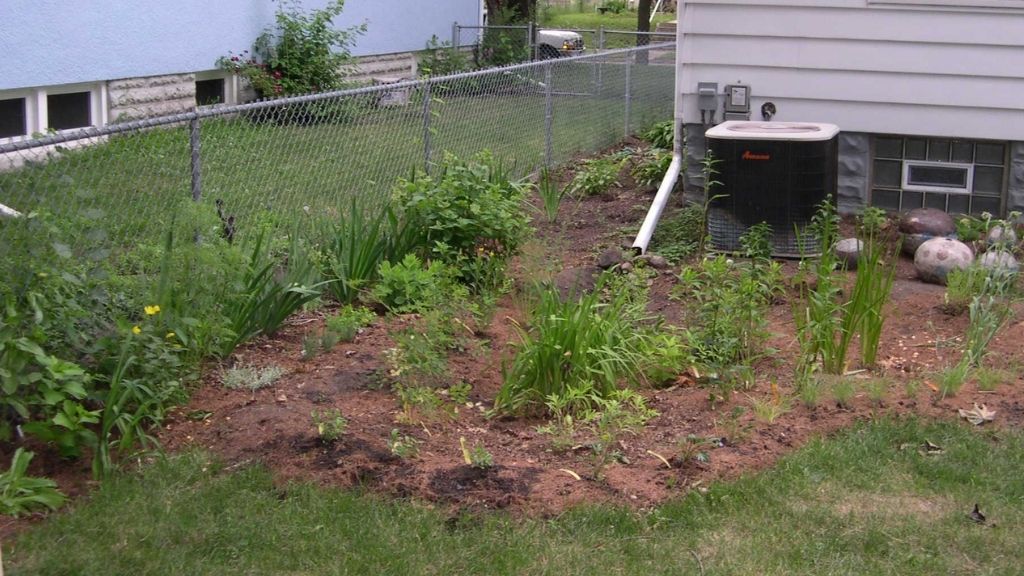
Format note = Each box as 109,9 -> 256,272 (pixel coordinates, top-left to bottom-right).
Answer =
273,85 -> 283,94
272,70 -> 282,79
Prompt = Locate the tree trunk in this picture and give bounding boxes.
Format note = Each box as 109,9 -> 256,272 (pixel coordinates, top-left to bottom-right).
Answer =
637,0 -> 652,64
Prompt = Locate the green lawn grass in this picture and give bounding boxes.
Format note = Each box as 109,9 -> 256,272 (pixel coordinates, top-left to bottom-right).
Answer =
10,418 -> 1024,575
543,7 -> 675,32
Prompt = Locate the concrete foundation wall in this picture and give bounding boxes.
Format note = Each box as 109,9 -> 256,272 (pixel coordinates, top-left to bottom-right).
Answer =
108,74 -> 197,122
837,132 -> 870,214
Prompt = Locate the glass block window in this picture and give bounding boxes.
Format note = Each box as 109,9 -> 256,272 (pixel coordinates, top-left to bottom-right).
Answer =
871,136 -> 1006,215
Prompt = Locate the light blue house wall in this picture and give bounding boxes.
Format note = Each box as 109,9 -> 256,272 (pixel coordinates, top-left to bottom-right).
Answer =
1,0 -> 480,91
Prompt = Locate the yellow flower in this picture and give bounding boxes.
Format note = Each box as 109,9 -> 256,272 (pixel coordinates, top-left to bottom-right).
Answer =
144,305 -> 161,316
132,325 -> 142,335
165,332 -> 176,339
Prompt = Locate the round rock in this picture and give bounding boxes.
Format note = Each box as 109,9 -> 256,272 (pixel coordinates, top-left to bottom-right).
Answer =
596,248 -> 626,270
901,233 -> 933,257
987,225 -> 1018,248
899,208 -> 956,236
978,250 -> 1020,275
914,238 -> 973,285
553,266 -> 600,299
834,238 -> 863,269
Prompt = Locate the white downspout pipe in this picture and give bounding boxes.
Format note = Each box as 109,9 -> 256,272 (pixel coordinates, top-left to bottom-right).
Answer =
0,202 -> 21,219
632,0 -> 686,255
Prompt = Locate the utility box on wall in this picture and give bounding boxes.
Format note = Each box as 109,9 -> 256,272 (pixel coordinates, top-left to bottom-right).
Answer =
706,121 -> 840,256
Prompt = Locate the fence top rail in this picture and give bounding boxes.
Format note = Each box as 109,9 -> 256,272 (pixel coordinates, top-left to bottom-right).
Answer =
457,24 -> 530,30
0,41 -> 674,155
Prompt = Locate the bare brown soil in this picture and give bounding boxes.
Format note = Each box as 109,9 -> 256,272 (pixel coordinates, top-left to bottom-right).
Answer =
158,166 -> 1024,517
6,156 -> 1024,537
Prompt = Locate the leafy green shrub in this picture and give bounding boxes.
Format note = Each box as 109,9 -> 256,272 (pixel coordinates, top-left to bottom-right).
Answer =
495,275 -> 663,416
631,148 -> 673,187
0,309 -> 93,452
393,152 -> 530,284
0,449 -> 66,517
372,255 -> 453,314
477,7 -> 530,67
642,120 -> 674,150
218,0 -> 364,98
600,0 -> 628,14
419,35 -> 473,77
675,253 -> 781,370
568,157 -> 624,197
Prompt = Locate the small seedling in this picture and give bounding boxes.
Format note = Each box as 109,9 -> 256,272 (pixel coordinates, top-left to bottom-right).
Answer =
748,382 -> 791,424
460,437 -> 494,469
302,330 -> 339,360
447,382 -> 472,405
864,378 -> 889,407
326,305 -> 376,342
974,367 -> 1011,392
387,429 -> 420,459
715,406 -> 752,444
939,361 -> 971,399
312,409 -> 348,442
832,379 -> 857,410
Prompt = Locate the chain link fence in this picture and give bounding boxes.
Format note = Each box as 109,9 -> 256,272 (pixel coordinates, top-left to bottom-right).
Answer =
0,42 -> 674,275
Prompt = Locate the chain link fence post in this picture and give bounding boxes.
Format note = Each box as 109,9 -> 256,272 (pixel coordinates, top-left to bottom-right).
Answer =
597,26 -> 605,94
189,117 -> 201,202
422,81 -> 432,172
451,21 -> 459,50
623,53 -> 633,138
527,21 -> 535,61
544,61 -> 553,167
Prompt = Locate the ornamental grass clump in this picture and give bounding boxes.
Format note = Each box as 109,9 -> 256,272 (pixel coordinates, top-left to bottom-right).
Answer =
494,275 -> 657,416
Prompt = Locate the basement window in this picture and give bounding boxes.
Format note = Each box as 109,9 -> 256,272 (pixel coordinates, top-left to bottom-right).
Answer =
0,97 -> 27,138
196,78 -> 225,106
47,91 -> 92,130
902,162 -> 973,194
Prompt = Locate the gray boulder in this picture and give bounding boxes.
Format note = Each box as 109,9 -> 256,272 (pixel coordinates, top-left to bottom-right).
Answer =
914,238 -> 974,285
553,266 -> 600,299
900,208 -> 957,257
978,250 -> 1020,275
899,208 -> 956,236
834,238 -> 863,270
987,225 -> 1018,248
596,248 -> 626,270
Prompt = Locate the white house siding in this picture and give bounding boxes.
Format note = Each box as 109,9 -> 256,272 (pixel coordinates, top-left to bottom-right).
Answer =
677,0 -> 1024,213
